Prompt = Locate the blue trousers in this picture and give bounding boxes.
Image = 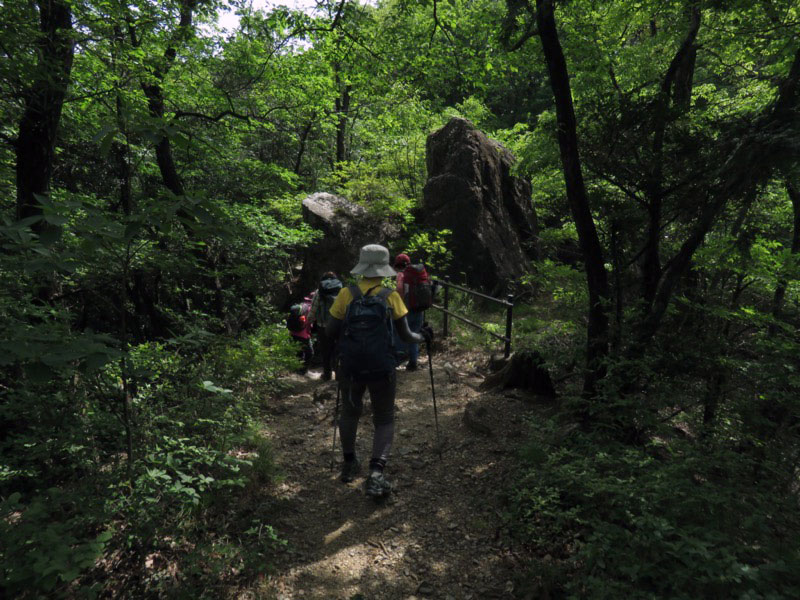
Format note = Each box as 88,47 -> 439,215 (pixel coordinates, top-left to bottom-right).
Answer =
404,310 -> 424,365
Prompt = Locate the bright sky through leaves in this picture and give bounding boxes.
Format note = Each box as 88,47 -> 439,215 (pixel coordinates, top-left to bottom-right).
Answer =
216,0 -> 321,31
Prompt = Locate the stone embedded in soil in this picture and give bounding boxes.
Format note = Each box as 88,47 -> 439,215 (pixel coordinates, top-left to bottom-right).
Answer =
416,581 -> 435,596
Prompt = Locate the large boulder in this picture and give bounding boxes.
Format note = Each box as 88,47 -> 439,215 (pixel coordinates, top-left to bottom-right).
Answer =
422,118 -> 537,293
298,192 -> 400,298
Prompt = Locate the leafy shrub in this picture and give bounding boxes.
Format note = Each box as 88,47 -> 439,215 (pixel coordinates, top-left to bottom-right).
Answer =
0,319 -> 290,597
203,323 -> 300,392
323,160 -> 416,219
0,488 -> 111,597
510,420 -> 800,599
404,228 -> 453,272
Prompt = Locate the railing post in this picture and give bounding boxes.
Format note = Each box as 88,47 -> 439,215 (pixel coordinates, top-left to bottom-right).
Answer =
443,276 -> 450,338
504,293 -> 513,358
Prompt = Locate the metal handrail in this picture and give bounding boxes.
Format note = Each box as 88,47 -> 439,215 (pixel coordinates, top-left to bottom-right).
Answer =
430,276 -> 514,358
431,304 -> 510,343
432,279 -> 512,306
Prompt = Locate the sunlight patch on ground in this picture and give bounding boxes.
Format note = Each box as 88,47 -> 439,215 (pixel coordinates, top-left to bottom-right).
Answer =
324,520 -> 354,545
470,462 -> 494,475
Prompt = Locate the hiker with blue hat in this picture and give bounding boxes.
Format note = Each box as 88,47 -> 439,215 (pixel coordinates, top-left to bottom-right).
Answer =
326,244 -> 433,498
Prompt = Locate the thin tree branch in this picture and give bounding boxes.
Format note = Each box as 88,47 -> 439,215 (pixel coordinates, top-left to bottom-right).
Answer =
330,0 -> 347,31
172,110 -> 251,123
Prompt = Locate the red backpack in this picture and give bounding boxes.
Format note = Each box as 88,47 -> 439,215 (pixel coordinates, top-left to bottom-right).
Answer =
403,264 -> 433,311
287,295 -> 314,337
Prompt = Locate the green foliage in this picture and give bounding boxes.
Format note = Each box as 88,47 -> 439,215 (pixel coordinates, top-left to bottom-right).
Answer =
443,96 -> 494,129
1,0 -> 799,596
510,422 -> 800,599
0,221 -> 294,595
203,324 -> 300,393
525,259 -> 587,317
0,489 -> 111,596
404,228 -> 453,272
323,160 -> 417,219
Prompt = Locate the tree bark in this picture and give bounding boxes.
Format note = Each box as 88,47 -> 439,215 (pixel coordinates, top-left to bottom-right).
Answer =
294,118 -> 315,175
642,1 -> 701,308
129,1 -> 226,323
536,0 -> 610,399
335,78 -> 351,164
15,0 -> 74,224
637,47 -> 800,347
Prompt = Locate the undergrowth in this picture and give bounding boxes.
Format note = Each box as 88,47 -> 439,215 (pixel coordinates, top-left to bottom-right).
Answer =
1,324 -> 296,598
509,418 -> 800,599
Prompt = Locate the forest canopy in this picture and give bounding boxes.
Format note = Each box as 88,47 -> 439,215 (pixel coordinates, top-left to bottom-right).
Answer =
1,0 -> 799,597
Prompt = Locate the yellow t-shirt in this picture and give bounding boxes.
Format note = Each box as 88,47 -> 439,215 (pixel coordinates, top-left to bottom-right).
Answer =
329,277 -> 408,321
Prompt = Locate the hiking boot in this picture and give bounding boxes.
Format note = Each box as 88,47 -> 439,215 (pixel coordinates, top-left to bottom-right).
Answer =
405,362 -> 418,372
340,458 -> 361,483
364,471 -> 392,498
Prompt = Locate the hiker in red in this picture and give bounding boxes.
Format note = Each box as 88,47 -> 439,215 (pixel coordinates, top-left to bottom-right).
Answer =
287,298 -> 313,373
394,253 -> 410,296
395,253 -> 432,371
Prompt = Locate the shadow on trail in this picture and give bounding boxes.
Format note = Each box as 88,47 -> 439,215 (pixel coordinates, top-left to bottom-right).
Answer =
259,362 -> 533,599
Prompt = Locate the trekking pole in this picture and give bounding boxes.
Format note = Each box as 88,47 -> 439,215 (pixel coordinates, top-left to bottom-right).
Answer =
426,340 -> 443,460
330,380 -> 340,471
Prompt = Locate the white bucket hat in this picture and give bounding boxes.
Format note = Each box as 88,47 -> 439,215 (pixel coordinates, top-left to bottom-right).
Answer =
350,244 -> 397,278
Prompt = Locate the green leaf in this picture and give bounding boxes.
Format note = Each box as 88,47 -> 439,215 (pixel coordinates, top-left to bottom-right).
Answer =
98,130 -> 117,158
42,213 -> 68,226
38,226 -> 62,247
15,215 -> 43,228
84,353 -> 110,372
95,530 -> 113,543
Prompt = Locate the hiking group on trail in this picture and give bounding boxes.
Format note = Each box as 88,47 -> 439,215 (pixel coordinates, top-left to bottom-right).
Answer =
288,244 -> 435,499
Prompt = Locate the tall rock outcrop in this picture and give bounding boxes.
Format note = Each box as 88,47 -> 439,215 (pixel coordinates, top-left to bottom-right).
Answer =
422,118 -> 537,293
298,192 -> 400,297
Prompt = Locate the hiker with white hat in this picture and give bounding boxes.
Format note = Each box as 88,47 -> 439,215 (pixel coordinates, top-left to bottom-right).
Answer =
326,244 -> 433,498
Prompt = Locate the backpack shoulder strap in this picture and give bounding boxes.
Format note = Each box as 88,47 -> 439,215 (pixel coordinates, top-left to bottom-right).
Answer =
348,284 -> 363,300
376,287 -> 395,318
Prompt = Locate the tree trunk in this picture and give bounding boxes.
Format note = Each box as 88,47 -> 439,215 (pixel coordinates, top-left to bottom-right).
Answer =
294,118 -> 315,175
142,82 -> 185,196
610,221 -> 623,351
129,0 -> 195,198
642,1 -> 700,309
638,47 -> 800,347
335,80 -> 351,164
130,1 -> 226,323
15,0 -> 74,224
536,0 -> 610,399
479,350 -> 556,398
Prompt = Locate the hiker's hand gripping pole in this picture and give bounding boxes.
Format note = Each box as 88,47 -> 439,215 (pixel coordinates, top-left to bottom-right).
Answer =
426,340 -> 442,460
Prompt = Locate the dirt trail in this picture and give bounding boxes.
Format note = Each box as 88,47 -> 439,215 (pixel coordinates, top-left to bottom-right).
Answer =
259,347 -> 537,600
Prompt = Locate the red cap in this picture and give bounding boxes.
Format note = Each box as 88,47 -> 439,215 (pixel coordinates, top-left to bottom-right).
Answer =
394,253 -> 410,268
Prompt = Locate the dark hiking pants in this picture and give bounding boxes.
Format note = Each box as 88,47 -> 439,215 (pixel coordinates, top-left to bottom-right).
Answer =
317,329 -> 335,376
291,335 -> 312,370
338,373 -> 396,467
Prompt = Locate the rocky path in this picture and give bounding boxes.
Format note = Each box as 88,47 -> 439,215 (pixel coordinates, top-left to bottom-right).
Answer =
257,347 -> 538,600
